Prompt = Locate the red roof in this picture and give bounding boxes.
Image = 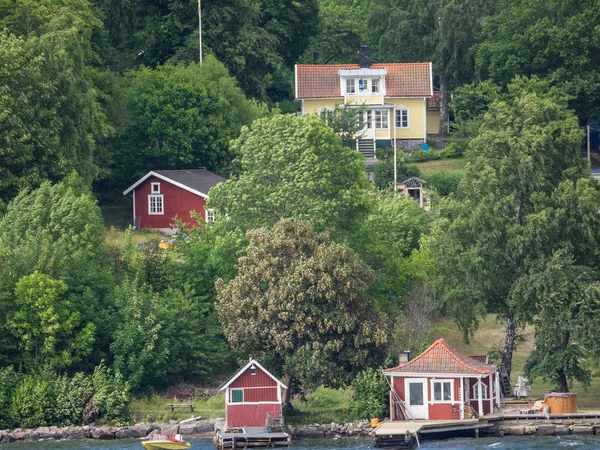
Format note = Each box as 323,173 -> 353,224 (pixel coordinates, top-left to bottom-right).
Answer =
296,63 -> 432,99
427,90 -> 441,109
384,338 -> 495,375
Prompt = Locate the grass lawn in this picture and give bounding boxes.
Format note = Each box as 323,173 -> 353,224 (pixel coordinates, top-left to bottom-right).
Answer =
132,394 -> 226,423
415,157 -> 467,174
432,314 -> 600,411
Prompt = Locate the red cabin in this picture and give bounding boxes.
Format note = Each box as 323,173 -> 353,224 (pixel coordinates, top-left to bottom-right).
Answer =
220,359 -> 287,429
123,169 -> 225,232
384,338 -> 500,421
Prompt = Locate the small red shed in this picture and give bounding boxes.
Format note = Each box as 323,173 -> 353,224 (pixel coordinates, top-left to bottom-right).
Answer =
123,169 -> 225,232
384,338 -> 499,421
220,359 -> 287,429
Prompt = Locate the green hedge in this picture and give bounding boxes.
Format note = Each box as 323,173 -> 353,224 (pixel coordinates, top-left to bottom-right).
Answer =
404,141 -> 466,162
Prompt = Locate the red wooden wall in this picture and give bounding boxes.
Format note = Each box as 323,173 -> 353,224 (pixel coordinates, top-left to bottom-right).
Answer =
226,404 -> 282,428
134,175 -> 207,229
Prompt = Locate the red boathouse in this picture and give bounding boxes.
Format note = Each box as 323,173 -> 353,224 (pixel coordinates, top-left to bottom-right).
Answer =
220,359 -> 287,429
123,169 -> 225,232
384,338 -> 500,421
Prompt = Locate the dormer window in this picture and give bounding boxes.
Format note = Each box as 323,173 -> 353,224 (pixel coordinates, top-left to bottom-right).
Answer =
346,78 -> 355,94
372,78 -> 380,93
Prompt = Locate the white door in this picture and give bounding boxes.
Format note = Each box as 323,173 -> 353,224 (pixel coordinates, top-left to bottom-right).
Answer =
404,378 -> 428,419
362,110 -> 375,139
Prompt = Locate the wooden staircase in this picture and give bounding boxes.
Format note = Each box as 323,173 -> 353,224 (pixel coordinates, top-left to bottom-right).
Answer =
498,366 -> 512,397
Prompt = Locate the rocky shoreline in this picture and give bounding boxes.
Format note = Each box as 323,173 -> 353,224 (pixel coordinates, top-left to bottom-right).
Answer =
0,419 -> 376,444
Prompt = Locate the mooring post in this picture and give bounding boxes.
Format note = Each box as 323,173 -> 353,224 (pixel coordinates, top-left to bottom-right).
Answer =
474,427 -> 480,438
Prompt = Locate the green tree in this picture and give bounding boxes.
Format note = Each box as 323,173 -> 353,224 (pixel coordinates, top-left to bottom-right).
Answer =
106,57 -> 264,188
476,0 -> 600,122
208,114 -> 370,236
216,219 -> 388,399
427,92 -> 596,379
318,104 -> 366,146
8,272 -> 95,371
350,368 -> 389,420
0,175 -> 114,370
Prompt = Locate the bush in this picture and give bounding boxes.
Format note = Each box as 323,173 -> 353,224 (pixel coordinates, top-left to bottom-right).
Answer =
92,361 -> 132,425
404,142 -> 466,163
53,373 -> 92,426
349,368 -> 389,420
374,156 -> 422,190
424,171 -> 463,197
10,376 -> 55,428
0,367 -> 21,428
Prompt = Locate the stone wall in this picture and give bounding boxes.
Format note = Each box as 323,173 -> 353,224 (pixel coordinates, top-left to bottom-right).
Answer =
290,420 -> 374,439
483,417 -> 600,437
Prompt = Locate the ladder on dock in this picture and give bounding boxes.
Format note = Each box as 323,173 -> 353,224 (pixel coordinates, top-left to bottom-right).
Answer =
383,371 -> 420,448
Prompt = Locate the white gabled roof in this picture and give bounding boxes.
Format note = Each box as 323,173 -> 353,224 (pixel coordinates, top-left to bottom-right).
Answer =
220,359 -> 287,390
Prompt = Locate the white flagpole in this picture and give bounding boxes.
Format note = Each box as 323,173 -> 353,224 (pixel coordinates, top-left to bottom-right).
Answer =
198,0 -> 203,64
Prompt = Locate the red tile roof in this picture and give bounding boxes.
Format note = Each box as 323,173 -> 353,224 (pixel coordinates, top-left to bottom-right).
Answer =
384,338 -> 495,375
427,90 -> 441,109
296,63 -> 432,99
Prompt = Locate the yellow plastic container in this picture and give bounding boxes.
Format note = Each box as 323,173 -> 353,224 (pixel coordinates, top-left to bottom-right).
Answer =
370,418 -> 379,427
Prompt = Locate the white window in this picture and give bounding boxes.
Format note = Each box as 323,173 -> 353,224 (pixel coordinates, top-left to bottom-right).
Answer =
374,110 -> 388,129
372,78 -> 380,93
359,78 -> 368,92
396,109 -> 409,128
346,78 -> 355,94
151,182 -> 160,193
148,195 -> 164,215
206,208 -> 216,223
472,381 -> 488,400
432,380 -> 453,402
366,110 -> 372,129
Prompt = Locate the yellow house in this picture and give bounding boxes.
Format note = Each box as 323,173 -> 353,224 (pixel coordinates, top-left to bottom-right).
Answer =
295,50 -> 440,156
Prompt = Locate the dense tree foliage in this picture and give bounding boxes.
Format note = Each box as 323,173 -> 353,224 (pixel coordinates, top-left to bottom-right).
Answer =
217,219 -> 388,397
209,114 -> 370,235
428,91 -> 600,382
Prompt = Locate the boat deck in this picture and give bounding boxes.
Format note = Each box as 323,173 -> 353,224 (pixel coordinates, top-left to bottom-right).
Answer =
215,427 -> 291,450
373,419 -> 491,448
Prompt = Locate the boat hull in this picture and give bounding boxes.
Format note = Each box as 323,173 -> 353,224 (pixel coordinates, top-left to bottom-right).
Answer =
141,440 -> 192,450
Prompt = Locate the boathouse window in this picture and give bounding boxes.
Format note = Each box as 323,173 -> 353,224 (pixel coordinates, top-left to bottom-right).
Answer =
206,208 -> 216,223
231,389 -> 244,403
432,380 -> 452,402
148,194 -> 164,215
151,182 -> 160,193
250,364 -> 257,375
472,381 -> 488,400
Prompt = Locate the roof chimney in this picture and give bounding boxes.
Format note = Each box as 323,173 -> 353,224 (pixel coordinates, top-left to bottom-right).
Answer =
399,350 -> 411,364
359,45 -> 371,68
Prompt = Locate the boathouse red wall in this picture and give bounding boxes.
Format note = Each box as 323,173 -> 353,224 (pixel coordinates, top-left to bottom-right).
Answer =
223,362 -> 284,428
133,175 -> 207,229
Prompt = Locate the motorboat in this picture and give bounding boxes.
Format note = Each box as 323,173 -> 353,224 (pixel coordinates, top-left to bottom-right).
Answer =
141,434 -> 192,449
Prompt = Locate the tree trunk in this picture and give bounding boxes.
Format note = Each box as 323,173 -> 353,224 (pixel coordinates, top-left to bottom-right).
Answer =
558,370 -> 569,393
282,373 -> 293,406
438,65 -> 449,137
501,315 -> 516,381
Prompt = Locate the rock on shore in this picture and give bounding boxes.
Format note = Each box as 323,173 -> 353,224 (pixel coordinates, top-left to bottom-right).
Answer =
290,421 -> 374,439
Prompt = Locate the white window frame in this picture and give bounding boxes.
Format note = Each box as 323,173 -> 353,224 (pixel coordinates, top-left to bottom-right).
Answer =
230,388 -> 244,403
148,194 -> 164,215
366,110 -> 373,129
372,78 -> 380,93
205,208 -> 216,223
151,182 -> 160,193
431,379 -> 454,403
346,78 -> 355,94
396,108 -> 409,129
472,381 -> 488,400
374,109 -> 388,129
359,78 -> 368,92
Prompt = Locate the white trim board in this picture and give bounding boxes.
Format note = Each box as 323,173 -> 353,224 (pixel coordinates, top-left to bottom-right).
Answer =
123,171 -> 209,198
220,359 -> 287,391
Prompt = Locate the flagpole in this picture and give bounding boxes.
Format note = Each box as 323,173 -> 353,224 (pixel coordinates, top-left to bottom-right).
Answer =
198,0 -> 203,64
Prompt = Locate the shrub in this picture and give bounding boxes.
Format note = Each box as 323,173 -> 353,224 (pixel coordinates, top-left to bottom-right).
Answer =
404,142 -> 466,163
374,158 -> 422,190
350,368 -> 389,420
10,375 -> 55,428
92,361 -> 132,425
424,171 -> 463,197
53,373 -> 91,426
0,367 -> 21,428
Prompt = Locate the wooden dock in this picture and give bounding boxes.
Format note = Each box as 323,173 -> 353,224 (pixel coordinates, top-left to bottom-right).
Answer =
373,420 -> 492,448
214,427 -> 291,450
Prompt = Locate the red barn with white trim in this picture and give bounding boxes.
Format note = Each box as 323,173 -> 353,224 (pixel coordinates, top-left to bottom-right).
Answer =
123,169 -> 225,232
384,338 -> 500,421
220,359 -> 287,429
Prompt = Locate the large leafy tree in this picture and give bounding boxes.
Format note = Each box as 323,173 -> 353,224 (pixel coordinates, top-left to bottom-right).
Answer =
208,114 -> 370,236
427,91 -> 599,380
0,175 -> 114,371
476,0 -> 600,122
216,219 -> 388,398
105,57 -> 265,188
